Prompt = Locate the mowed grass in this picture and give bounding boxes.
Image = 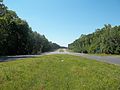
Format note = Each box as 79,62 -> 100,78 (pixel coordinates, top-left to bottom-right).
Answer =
0,55 -> 120,90
89,53 -> 120,57
59,49 -> 64,52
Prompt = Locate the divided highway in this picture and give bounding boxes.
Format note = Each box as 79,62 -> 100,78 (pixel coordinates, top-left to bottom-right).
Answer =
0,49 -> 120,65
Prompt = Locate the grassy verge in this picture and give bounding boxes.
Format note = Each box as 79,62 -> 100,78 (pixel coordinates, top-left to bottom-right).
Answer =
88,53 -> 120,57
0,54 -> 120,90
66,49 -> 74,52
67,50 -> 120,57
59,49 -> 64,52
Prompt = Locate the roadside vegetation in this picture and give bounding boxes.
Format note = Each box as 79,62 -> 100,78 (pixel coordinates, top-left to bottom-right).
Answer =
0,54 -> 120,90
68,24 -> 120,55
0,1 -> 60,56
88,53 -> 120,57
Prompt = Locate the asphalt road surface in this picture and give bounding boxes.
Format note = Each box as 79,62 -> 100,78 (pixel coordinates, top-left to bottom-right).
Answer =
0,49 -> 120,65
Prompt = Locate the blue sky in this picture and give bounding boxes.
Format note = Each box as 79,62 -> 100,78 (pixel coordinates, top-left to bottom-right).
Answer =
4,0 -> 120,46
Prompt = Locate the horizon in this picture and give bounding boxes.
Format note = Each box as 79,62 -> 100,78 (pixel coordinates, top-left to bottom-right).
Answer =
4,0 -> 120,46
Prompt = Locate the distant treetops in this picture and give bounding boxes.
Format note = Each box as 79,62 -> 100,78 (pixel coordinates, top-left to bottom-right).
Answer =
0,2 -> 60,55
68,24 -> 120,54
0,0 -> 6,16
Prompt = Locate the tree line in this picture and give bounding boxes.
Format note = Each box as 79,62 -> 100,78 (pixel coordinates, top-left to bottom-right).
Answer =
68,24 -> 120,54
0,3 -> 60,55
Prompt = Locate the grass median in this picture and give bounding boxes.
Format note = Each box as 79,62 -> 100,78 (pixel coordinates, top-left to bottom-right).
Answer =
0,54 -> 120,90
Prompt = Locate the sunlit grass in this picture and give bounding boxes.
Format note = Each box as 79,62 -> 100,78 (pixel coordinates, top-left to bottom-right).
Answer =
0,54 -> 120,90
88,53 -> 120,57
59,49 -> 64,52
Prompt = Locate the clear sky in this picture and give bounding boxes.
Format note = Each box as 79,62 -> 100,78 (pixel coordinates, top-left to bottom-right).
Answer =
4,0 -> 120,46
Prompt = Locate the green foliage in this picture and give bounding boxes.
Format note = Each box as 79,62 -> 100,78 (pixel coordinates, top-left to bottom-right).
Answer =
0,3 -> 60,55
59,49 -> 64,52
68,24 -> 120,54
0,54 -> 120,90
0,0 -> 3,2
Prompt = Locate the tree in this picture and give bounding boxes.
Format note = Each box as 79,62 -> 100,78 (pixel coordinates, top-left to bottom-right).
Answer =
0,2 -> 60,56
68,24 -> 120,54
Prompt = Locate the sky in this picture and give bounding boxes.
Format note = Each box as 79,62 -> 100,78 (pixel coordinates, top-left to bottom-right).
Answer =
4,0 -> 120,46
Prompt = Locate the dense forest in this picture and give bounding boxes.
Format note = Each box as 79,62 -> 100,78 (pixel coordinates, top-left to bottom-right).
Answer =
0,2 -> 60,55
68,24 -> 120,54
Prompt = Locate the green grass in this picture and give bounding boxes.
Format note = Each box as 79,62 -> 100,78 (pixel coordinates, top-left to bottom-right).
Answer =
67,49 -> 120,57
88,54 -> 120,59
59,49 -> 64,52
0,54 -> 120,90
89,53 -> 120,56
66,49 -> 74,52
